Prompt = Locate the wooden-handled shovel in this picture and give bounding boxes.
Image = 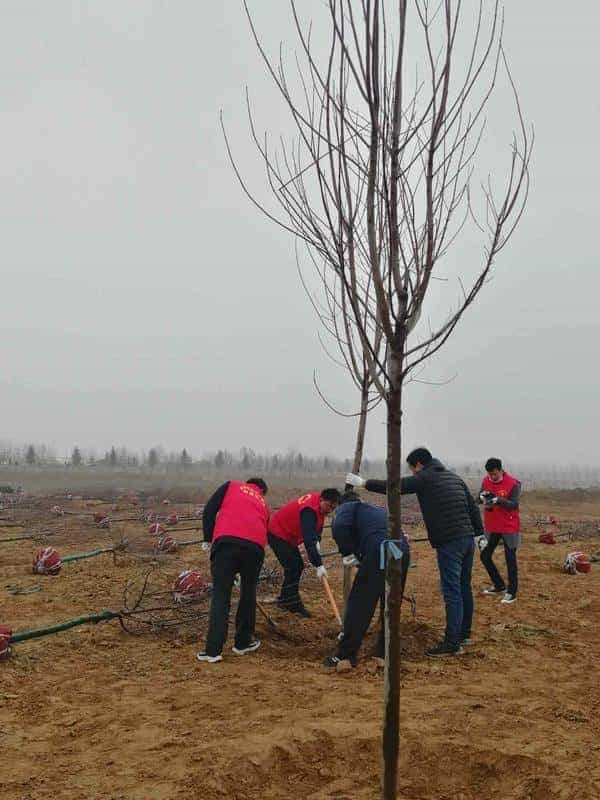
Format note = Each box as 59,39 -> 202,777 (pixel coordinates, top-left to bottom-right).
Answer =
321,575 -> 343,627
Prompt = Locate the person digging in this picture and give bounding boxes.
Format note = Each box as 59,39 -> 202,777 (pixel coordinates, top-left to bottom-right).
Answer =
267,488 -> 341,617
197,477 -> 270,664
324,491 -> 409,669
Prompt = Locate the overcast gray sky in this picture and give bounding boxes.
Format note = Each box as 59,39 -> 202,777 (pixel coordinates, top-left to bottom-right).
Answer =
1,2 -> 599,465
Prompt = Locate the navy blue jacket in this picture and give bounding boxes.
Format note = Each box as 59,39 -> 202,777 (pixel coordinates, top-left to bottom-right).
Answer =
332,501 -> 387,559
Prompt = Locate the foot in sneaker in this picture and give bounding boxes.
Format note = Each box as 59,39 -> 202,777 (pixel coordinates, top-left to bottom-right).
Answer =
196,651 -> 223,663
425,640 -> 464,658
232,639 -> 261,656
460,636 -> 474,646
501,593 -> 517,604
323,654 -> 357,668
482,586 -> 505,595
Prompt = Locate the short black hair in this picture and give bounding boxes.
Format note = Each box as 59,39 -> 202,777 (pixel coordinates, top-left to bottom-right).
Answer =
320,488 -> 342,504
246,477 -> 268,495
485,458 -> 502,472
340,489 -> 361,504
406,448 -> 433,468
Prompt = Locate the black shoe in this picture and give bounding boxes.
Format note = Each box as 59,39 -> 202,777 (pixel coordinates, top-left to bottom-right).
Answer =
196,651 -> 223,663
232,639 -> 261,656
323,654 -> 357,669
290,604 -> 312,618
277,599 -> 311,617
425,640 -> 464,658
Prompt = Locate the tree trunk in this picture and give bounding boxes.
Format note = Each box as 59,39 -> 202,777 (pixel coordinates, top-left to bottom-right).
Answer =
382,346 -> 404,799
351,377 -> 369,474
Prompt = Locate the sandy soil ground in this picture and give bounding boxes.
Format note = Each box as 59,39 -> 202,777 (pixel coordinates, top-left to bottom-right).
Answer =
1,487 -> 599,799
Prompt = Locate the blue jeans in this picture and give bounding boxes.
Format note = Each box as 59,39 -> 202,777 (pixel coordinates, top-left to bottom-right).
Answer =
435,536 -> 475,645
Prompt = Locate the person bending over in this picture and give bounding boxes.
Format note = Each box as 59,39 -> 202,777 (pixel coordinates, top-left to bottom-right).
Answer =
324,492 -> 409,668
268,488 -> 341,617
197,477 -> 269,664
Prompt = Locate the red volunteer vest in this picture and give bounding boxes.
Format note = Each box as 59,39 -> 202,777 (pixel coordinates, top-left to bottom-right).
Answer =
482,472 -> 520,534
268,493 -> 325,547
213,481 -> 270,549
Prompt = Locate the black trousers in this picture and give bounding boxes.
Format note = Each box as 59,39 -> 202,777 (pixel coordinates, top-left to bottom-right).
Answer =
204,538 -> 264,656
267,533 -> 305,609
337,546 -> 385,660
480,534 -> 518,596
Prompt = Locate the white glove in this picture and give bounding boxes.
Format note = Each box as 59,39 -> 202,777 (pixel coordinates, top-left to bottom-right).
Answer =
488,496 -> 499,505
201,541 -> 211,552
342,554 -> 360,567
316,565 -> 328,579
475,535 -> 488,552
345,473 -> 365,488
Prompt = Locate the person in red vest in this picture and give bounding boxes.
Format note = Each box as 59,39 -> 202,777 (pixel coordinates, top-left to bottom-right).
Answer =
478,458 -> 521,604
268,488 -> 341,617
196,477 -> 269,663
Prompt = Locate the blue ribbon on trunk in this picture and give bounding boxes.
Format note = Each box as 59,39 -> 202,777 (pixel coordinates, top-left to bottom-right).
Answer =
380,539 -> 406,570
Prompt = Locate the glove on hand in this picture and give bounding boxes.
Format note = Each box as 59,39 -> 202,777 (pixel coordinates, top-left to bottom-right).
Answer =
201,541 -> 211,552
488,496 -> 499,505
316,565 -> 328,579
342,554 -> 360,567
345,473 -> 365,488
475,535 -> 488,552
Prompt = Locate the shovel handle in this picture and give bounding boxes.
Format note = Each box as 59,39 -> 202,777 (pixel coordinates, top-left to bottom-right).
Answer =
321,576 -> 343,627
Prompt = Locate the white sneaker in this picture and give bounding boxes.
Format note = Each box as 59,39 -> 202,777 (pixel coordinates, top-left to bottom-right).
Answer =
482,586 -> 505,595
232,639 -> 261,656
501,593 -> 517,604
196,651 -> 223,663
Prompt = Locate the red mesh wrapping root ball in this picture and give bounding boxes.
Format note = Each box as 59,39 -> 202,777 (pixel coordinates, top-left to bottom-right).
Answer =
32,547 -> 62,575
145,511 -> 158,523
155,535 -> 178,554
165,513 -> 178,526
172,570 -> 207,605
563,551 -> 591,575
93,511 -> 106,523
148,522 -> 166,536
0,626 -> 12,660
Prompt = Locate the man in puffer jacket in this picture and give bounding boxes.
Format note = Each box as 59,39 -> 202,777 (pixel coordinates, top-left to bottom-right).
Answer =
346,447 -> 483,657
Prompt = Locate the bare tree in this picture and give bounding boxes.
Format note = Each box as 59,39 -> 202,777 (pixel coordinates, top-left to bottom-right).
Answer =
226,2 -> 531,796
300,244 -> 385,476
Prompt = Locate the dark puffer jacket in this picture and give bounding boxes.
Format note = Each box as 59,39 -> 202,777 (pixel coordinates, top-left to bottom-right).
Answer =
365,458 -> 483,548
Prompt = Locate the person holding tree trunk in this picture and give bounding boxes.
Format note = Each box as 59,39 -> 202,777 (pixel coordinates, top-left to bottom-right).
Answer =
267,488 -> 341,617
478,458 -> 521,605
197,477 -> 270,664
346,447 -> 483,657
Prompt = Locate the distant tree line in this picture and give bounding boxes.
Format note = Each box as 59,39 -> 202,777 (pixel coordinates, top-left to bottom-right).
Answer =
1,440 -> 600,487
